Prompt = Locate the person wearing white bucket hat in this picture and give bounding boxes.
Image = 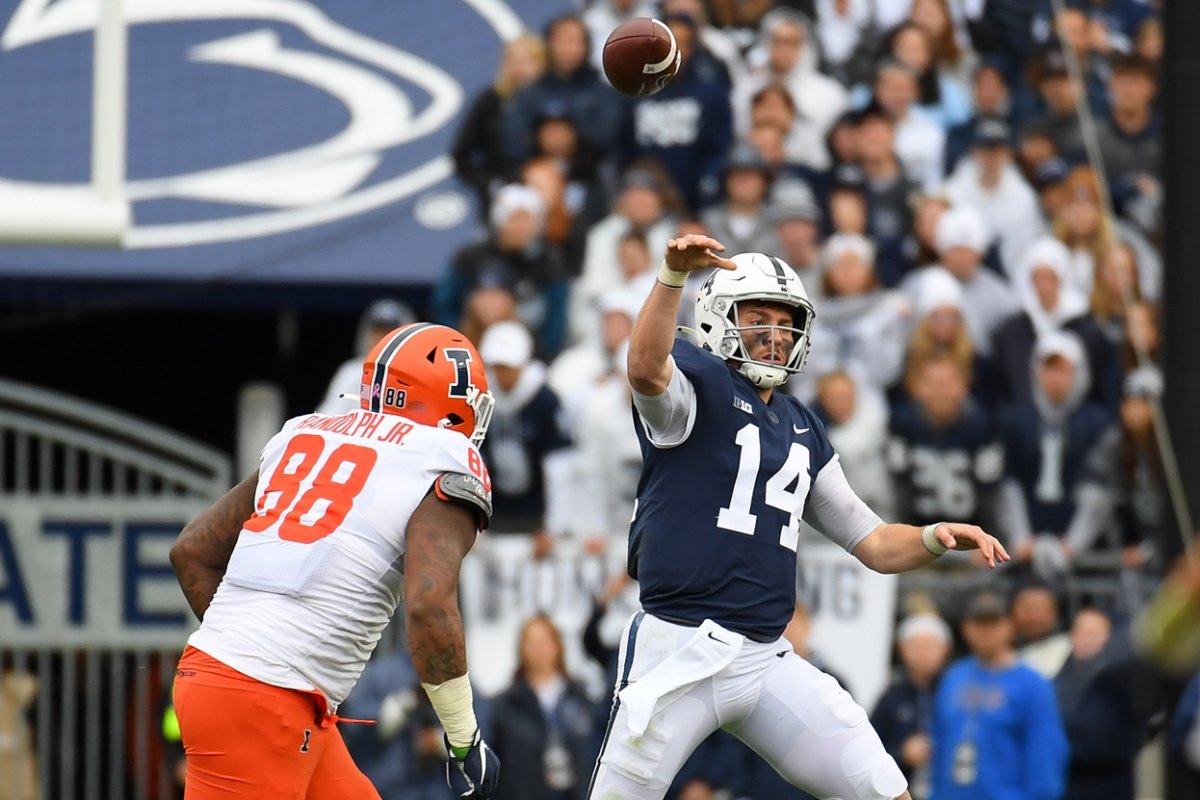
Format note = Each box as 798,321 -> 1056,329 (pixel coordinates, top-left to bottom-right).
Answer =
901,205 -> 1018,358
870,614 -> 954,800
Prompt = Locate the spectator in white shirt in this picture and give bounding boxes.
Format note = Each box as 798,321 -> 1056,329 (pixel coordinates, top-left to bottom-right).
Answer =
862,58 -> 946,192
944,116 -> 1045,277
571,165 -> 676,343
732,9 -> 848,171
901,205 -> 1019,357
814,370 -> 897,520
548,284 -> 641,428
794,233 -> 909,410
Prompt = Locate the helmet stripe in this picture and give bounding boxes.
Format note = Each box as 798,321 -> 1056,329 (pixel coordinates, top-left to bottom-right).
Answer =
369,322 -> 434,412
767,256 -> 789,291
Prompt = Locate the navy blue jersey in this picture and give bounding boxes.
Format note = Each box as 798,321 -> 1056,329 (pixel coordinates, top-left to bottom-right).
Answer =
1000,401 -> 1113,535
887,399 -> 1004,528
629,340 -> 836,642
480,383 -> 571,532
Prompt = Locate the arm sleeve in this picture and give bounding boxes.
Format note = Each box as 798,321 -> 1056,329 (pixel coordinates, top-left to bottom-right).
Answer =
630,357 -> 698,448
1023,675 -> 1070,800
801,455 -> 885,553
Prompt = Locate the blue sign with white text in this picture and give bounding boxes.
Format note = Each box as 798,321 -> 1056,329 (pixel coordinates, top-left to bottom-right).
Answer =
0,0 -> 569,286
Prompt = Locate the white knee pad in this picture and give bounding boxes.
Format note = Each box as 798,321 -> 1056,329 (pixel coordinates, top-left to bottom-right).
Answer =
601,723 -> 672,787
840,731 -> 908,800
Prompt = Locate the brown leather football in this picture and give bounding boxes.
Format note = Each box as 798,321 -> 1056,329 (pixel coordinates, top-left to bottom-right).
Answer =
602,18 -> 681,97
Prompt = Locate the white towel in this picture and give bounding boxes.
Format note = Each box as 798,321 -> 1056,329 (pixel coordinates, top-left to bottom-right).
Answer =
618,619 -> 744,736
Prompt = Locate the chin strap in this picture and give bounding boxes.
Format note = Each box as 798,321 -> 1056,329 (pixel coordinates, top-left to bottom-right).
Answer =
739,362 -> 789,389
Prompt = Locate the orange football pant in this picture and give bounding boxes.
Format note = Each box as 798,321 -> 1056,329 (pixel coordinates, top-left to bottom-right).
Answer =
174,646 -> 381,799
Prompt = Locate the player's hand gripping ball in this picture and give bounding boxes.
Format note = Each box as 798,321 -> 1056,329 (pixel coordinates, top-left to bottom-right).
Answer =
602,17 -> 682,97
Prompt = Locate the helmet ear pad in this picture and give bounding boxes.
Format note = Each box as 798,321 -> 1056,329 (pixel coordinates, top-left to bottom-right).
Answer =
693,253 -> 816,388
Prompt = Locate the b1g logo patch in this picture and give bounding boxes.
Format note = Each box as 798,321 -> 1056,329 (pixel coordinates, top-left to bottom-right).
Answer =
383,388 -> 407,409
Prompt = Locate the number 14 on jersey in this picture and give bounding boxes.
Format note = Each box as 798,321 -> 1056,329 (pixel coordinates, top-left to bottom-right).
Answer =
717,423 -> 810,553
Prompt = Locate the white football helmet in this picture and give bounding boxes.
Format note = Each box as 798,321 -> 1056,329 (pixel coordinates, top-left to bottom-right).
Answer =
693,253 -> 816,389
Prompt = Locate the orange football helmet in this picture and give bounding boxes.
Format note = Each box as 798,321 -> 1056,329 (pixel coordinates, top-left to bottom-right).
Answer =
360,323 -> 494,445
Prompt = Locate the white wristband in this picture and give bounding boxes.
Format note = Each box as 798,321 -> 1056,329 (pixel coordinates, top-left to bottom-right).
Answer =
657,260 -> 688,288
421,673 -> 478,750
922,523 -> 949,556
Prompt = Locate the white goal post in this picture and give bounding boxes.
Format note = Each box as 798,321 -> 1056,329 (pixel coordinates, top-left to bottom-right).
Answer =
0,0 -> 130,246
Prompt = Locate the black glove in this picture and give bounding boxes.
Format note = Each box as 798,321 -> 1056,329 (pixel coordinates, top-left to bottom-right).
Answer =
445,730 -> 500,799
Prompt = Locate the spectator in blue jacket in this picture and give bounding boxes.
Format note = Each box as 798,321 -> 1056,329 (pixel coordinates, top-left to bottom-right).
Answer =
619,12 -> 733,211
504,13 -> 626,166
431,184 -> 571,358
932,587 -> 1069,800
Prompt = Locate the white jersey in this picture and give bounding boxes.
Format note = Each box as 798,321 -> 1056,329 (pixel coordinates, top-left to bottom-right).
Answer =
188,409 -> 490,708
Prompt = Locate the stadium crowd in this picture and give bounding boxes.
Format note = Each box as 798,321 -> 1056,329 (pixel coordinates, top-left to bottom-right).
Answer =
146,1 -> 1195,799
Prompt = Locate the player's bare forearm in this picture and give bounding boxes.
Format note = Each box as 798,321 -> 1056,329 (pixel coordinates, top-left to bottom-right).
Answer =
404,491 -> 478,685
170,472 -> 258,621
854,524 -> 938,573
853,522 -> 1009,574
627,281 -> 686,395
628,235 -> 736,395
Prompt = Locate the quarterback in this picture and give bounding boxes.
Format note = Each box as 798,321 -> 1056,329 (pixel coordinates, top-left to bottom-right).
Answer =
587,235 -> 1009,800
170,323 -> 501,799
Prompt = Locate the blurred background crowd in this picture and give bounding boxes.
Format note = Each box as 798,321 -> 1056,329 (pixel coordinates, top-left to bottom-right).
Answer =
3,0 -> 1197,798
432,0 -> 1170,581
271,1 -> 1188,798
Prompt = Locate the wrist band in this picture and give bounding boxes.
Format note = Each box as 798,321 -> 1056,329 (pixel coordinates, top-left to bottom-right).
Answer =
422,673 -> 478,750
657,260 -> 688,288
921,523 -> 949,556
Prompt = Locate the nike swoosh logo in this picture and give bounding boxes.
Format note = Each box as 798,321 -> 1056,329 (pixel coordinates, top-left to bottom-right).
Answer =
776,650 -> 789,658
707,631 -> 728,645
793,426 -> 809,435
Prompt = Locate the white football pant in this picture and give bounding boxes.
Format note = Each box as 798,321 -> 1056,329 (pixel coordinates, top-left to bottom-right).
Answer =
587,612 -> 908,800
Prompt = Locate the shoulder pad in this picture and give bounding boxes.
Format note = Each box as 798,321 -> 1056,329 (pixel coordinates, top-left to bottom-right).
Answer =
435,472 -> 492,529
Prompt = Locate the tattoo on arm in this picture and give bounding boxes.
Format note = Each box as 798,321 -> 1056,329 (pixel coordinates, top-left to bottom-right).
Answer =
404,490 -> 478,685
170,472 -> 258,621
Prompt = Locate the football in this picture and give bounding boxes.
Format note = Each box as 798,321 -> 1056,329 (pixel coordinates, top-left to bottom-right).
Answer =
602,17 -> 682,97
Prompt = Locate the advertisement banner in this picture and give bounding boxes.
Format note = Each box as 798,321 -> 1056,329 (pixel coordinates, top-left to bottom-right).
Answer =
460,535 -> 615,698
798,535 -> 898,710
460,534 -> 897,708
